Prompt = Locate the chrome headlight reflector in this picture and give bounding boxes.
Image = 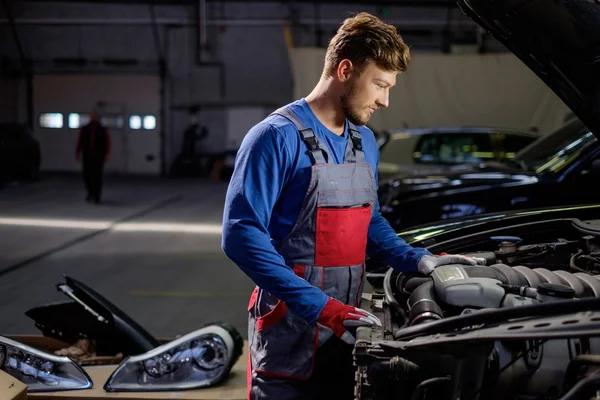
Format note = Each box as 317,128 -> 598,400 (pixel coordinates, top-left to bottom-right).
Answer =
104,323 -> 242,392
0,336 -> 93,392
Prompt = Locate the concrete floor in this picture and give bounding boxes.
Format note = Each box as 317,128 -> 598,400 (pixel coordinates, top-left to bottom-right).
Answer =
0,175 -> 255,340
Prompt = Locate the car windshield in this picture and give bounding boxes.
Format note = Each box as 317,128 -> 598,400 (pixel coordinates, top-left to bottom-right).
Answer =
379,130 -> 499,166
513,117 -> 597,173
378,133 -> 415,164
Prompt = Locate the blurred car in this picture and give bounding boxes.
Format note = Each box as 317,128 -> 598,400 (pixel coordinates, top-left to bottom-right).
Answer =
376,127 -> 539,182
0,122 -> 41,183
378,116 -> 600,230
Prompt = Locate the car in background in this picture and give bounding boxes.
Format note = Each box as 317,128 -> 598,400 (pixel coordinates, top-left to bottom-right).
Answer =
376,126 -> 539,182
378,116 -> 600,230
0,122 -> 41,183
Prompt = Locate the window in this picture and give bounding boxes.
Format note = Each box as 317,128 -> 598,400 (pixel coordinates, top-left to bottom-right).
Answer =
415,133 -> 494,164
527,131 -> 596,173
143,115 -> 156,130
378,133 -> 414,164
514,118 -> 596,173
502,134 -> 538,158
39,113 -> 63,129
130,114 -> 157,130
129,115 -> 142,130
68,113 -> 90,129
101,115 -> 125,129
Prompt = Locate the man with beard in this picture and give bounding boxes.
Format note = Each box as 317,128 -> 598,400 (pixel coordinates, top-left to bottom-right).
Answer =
221,12 -> 484,399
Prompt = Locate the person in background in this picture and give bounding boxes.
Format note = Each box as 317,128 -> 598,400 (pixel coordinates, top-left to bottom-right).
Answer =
75,111 -> 110,204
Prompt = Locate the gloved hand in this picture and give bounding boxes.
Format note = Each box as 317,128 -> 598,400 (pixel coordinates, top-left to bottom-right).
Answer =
317,298 -> 381,345
418,253 -> 486,275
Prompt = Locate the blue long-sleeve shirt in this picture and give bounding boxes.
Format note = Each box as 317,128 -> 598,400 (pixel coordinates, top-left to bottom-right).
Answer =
221,99 -> 431,325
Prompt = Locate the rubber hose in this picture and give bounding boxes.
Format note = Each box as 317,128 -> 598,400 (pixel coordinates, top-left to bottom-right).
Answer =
408,281 -> 444,326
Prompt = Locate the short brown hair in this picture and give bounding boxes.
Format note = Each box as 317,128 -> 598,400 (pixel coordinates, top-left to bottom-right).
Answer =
324,12 -> 410,77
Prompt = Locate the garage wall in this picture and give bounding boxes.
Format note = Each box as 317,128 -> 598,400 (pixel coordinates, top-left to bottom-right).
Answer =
33,74 -> 160,174
167,26 -> 293,106
169,106 -> 271,158
0,1 -> 516,173
291,48 -> 571,135
0,77 -> 20,123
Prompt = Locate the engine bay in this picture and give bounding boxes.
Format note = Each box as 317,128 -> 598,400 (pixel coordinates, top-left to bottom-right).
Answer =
355,231 -> 600,400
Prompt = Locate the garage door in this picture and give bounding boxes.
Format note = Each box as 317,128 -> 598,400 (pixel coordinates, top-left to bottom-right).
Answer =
33,74 -> 161,175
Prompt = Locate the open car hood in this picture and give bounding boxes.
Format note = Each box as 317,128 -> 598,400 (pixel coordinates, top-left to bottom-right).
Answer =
455,0 -> 600,138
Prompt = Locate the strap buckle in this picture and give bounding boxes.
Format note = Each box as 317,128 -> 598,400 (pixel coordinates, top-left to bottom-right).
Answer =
302,130 -> 320,151
350,135 -> 363,152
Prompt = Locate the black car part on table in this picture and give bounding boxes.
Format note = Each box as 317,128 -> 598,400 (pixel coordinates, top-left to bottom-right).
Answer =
355,223 -> 600,400
22,275 -> 244,392
25,275 -> 160,357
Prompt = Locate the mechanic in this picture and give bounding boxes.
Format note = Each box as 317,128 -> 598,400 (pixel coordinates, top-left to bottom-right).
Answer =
75,111 -> 111,204
221,12 -> 484,400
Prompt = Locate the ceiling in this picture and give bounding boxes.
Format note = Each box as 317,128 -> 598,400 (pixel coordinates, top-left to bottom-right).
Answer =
20,0 -> 459,6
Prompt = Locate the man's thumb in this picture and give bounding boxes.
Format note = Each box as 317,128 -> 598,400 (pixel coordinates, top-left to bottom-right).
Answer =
340,330 -> 356,345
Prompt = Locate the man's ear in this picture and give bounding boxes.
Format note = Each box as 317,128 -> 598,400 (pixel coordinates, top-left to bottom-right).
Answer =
336,59 -> 355,82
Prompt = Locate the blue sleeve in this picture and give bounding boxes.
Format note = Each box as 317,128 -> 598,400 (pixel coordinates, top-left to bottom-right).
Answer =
221,122 -> 329,325
366,147 -> 432,272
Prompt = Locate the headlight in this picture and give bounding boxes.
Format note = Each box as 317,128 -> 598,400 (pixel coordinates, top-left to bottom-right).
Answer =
0,336 -> 93,392
104,322 -> 243,392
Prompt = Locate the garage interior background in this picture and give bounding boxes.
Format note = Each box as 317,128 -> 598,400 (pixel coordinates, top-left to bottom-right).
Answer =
0,0 -> 570,176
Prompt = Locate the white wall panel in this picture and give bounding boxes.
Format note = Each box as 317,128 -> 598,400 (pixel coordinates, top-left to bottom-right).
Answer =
291,48 -> 571,135
226,107 -> 271,151
33,74 -> 160,175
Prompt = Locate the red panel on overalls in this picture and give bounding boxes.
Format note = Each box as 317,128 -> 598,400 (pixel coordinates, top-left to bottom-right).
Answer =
315,204 -> 371,266
246,106 -> 377,390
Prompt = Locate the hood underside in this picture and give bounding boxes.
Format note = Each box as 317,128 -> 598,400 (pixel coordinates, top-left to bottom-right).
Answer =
455,0 -> 600,138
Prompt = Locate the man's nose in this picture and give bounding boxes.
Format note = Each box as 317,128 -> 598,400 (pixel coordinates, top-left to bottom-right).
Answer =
376,90 -> 390,108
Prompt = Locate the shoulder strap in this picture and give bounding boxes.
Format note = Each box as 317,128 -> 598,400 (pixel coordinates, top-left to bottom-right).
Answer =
272,107 -> 330,165
344,121 -> 365,163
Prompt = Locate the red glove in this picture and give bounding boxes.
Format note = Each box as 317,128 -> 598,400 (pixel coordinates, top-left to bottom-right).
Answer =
317,298 -> 381,345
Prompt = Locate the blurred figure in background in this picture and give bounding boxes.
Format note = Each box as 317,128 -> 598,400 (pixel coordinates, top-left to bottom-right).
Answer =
75,111 -> 111,204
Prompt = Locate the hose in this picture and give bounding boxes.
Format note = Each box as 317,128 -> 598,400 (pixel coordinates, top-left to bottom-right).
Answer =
394,296 -> 600,340
384,268 -> 403,312
558,370 -> 600,400
561,354 -> 600,394
569,249 -> 588,274
409,376 -> 451,400
407,281 -> 444,326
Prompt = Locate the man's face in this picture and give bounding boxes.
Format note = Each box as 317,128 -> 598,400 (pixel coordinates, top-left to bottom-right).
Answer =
340,62 -> 397,126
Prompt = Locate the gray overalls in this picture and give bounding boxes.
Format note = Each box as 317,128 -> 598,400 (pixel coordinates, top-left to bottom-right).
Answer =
247,106 -> 378,399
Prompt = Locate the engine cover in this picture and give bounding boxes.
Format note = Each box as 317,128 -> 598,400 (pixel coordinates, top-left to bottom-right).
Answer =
431,265 -> 506,309
429,263 -> 600,312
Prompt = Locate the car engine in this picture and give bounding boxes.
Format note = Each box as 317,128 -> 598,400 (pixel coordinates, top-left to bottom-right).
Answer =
355,235 -> 600,400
